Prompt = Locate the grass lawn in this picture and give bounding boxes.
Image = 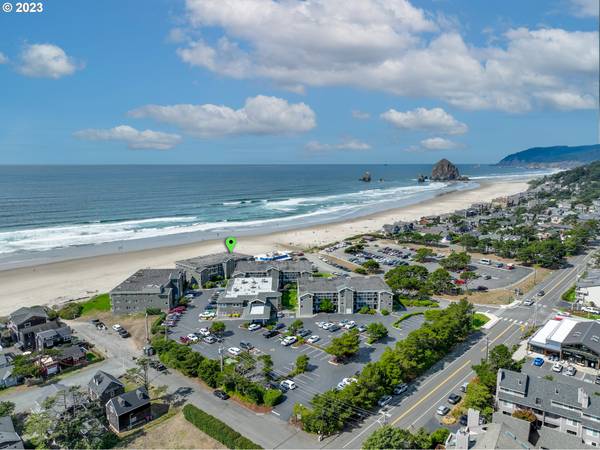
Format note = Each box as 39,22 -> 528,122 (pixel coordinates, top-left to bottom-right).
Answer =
80,293 -> 111,316
562,285 -> 576,302
313,272 -> 333,278
281,289 -> 298,310
392,311 -> 424,328
472,313 -> 490,330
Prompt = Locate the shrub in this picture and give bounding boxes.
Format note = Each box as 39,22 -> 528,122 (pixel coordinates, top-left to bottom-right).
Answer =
512,409 -> 537,423
263,389 -> 283,407
392,311 -> 424,328
358,306 -> 375,314
381,309 -> 390,316
58,303 -> 83,320
151,313 -> 167,335
354,267 -> 368,275
183,404 -> 262,449
146,307 -> 162,316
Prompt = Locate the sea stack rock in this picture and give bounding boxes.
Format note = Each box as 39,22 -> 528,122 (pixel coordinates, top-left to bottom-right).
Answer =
359,171 -> 372,182
431,159 -> 461,181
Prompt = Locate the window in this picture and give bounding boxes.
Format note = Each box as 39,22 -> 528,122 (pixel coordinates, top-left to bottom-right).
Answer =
566,418 -> 580,426
585,427 -> 600,438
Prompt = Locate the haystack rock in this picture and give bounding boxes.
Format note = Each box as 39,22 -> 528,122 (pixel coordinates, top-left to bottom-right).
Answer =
431,159 -> 463,181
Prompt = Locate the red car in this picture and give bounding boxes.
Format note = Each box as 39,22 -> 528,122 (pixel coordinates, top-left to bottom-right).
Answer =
454,279 -> 466,285
170,306 -> 186,314
179,336 -> 191,344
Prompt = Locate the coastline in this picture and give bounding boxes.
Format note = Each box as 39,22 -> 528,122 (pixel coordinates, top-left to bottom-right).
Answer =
0,179 -> 529,315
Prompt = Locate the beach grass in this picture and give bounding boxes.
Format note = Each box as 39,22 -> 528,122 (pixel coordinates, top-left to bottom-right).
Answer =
80,293 -> 111,316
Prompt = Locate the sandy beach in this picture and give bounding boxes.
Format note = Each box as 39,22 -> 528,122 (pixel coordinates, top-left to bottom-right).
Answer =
0,180 -> 528,315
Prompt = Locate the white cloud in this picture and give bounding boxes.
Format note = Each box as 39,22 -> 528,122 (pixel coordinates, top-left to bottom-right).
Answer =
74,125 -> 182,150
176,0 -> 598,112
129,95 -> 316,137
419,137 -> 459,150
0,52 -> 8,64
352,110 -> 371,120
570,0 -> 599,17
18,44 -> 80,78
305,138 -> 372,152
381,107 -> 468,135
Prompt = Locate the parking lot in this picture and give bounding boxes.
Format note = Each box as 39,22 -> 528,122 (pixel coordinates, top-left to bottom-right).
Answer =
326,242 -> 532,291
523,354 -> 600,386
167,291 -> 430,420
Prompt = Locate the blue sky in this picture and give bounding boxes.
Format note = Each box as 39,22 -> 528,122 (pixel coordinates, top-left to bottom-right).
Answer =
0,0 -> 597,164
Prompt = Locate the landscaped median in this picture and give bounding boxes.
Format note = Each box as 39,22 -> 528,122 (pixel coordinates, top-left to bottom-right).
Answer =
183,404 -> 262,449
392,311 -> 424,328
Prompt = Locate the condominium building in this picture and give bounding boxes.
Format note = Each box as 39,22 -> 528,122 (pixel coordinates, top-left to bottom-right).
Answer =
110,269 -> 184,314
232,259 -> 315,288
175,252 -> 252,286
297,276 -> 393,316
496,369 -> 600,447
216,276 -> 281,322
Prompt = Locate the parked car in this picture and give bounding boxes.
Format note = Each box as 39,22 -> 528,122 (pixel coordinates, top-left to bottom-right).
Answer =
263,329 -> 278,338
476,285 -> 488,292
483,274 -> 492,280
274,323 -> 285,330
459,415 -> 468,426
344,321 -> 356,329
357,324 -> 367,333
213,389 -> 230,400
565,366 -> 577,376
307,335 -> 320,344
198,328 -> 210,337
298,329 -> 312,338
393,383 -> 408,395
96,322 -> 107,330
203,335 -> 217,344
448,393 -> 462,404
118,329 -> 130,338
90,319 -> 100,325
150,360 -> 166,372
248,323 -> 262,332
316,321 -> 325,328
378,395 -> 393,407
523,299 -> 534,306
281,336 -> 297,346
532,357 -> 545,367
112,324 -> 123,331
537,290 -> 545,297
552,363 -> 563,373
186,334 -> 199,343
595,375 -> 600,385
460,382 -> 469,393
437,405 -> 450,416
199,311 -> 215,320
328,324 -> 341,332
280,379 -> 296,391
179,336 -> 190,344
228,347 -> 242,356
240,341 -> 254,351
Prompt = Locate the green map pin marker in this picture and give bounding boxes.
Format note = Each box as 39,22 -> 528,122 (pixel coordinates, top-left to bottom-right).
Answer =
225,236 -> 237,253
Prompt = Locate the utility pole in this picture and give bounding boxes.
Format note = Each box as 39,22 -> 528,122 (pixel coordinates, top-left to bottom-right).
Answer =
145,312 -> 149,344
219,345 -> 224,371
485,335 -> 489,362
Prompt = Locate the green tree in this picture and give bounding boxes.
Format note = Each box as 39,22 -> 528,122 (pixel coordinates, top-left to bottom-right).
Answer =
385,265 -> 430,292
0,402 -> 15,417
363,426 -> 432,449
326,329 -> 360,363
462,381 -> 494,418
516,239 -> 566,269
440,251 -> 471,272
294,354 -> 310,375
460,270 -> 478,293
366,322 -> 388,343
319,298 -> 336,313
413,247 -> 434,263
354,267 -> 368,275
210,321 -> 226,337
362,259 -> 380,273
426,268 -> 454,294
258,354 -> 274,381
489,344 -> 522,372
289,319 -> 304,335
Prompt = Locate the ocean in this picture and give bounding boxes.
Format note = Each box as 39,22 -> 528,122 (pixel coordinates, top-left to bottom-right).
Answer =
0,164 -> 551,267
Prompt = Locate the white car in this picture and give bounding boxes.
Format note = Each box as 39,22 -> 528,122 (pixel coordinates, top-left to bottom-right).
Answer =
112,324 -> 122,331
322,322 -> 333,330
280,379 -> 297,390
281,336 -> 297,346
583,306 -> 600,314
437,405 -> 450,416
199,311 -> 216,320
198,328 -> 211,337
552,362 -> 563,373
248,323 -> 262,331
565,366 -> 577,376
344,321 -> 356,329
307,335 -> 320,344
187,334 -> 199,343
315,321 -> 325,328
228,347 -> 242,357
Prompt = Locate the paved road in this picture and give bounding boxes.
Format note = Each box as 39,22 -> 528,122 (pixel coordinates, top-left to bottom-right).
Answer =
322,249 -> 596,449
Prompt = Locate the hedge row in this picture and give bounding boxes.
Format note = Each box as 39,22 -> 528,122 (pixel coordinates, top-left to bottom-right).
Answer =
183,404 -> 262,449
392,311 -> 424,327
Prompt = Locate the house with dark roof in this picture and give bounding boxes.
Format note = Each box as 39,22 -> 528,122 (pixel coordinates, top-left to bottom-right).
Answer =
35,325 -> 72,350
110,269 -> 184,314
7,306 -> 48,347
0,354 -> 18,389
105,387 -> 152,433
0,416 -> 24,449
15,320 -> 63,350
232,259 -> 315,288
175,252 -> 252,286
57,345 -> 87,368
88,370 -> 125,404
297,276 -> 393,316
496,369 -> 600,447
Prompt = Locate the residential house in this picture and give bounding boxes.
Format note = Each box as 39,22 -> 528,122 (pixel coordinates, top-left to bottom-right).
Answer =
0,354 -> 18,389
57,345 -> 87,368
0,416 -> 24,449
110,269 -> 185,314
35,325 -> 72,350
106,387 -> 152,433
7,306 -> 48,347
88,370 -> 125,404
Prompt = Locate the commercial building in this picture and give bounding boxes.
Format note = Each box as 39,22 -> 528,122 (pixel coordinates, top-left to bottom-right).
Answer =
232,259 -> 315,288
175,252 -> 251,286
496,369 -> 600,447
217,276 -> 281,322
577,270 -> 600,307
528,316 -> 600,368
110,269 -> 184,314
297,276 -> 393,316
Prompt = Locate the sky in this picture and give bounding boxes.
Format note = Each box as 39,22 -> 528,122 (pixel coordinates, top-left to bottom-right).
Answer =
0,0 -> 598,164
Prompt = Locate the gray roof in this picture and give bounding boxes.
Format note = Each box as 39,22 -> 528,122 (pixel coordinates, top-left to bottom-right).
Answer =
58,345 -> 85,360
0,416 -> 23,449
577,269 -> 600,288
107,387 -> 150,415
563,321 -> 600,355
20,320 -> 61,336
36,326 -> 71,340
498,369 -> 600,430
534,425 -> 592,449
234,259 -> 313,274
298,276 -> 392,296
9,306 -> 48,326
111,269 -> 182,294
88,370 -> 124,396
473,422 -> 531,449
175,252 -> 251,270
241,301 -> 272,321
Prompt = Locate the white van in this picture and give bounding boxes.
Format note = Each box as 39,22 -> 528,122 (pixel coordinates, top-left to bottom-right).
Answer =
479,258 -> 491,265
